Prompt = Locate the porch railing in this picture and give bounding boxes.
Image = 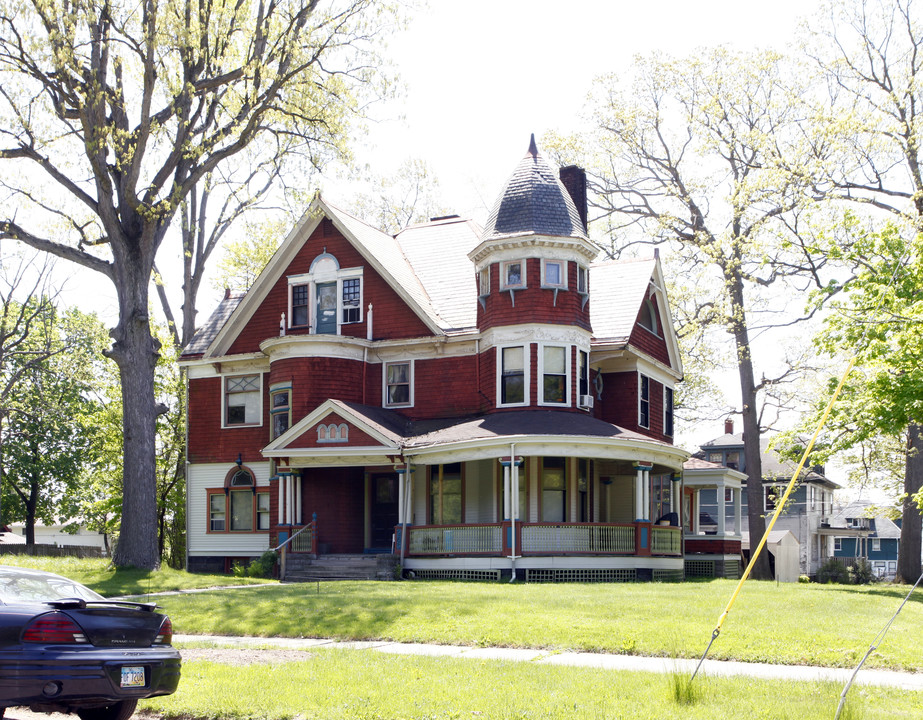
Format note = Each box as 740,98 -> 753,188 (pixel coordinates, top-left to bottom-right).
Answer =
521,523 -> 635,554
651,526 -> 682,555
408,524 -> 502,554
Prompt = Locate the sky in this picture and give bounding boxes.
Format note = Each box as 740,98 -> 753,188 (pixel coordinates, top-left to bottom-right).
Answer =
354,0 -> 815,223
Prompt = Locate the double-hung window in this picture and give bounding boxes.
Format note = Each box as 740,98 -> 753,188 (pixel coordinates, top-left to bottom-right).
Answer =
291,285 -> 310,327
540,344 -> 568,405
542,259 -> 566,288
501,260 -> 525,290
384,361 -> 412,407
663,386 -> 674,436
430,463 -> 462,524
638,374 -> 650,429
270,385 -> 291,439
341,277 -> 361,323
577,265 -> 589,294
225,374 -> 261,427
578,350 -> 589,397
499,345 -> 527,406
209,494 -> 226,531
541,457 -> 566,522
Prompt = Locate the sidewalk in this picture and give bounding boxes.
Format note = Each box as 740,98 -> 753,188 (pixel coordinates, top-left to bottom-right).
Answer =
173,634 -> 923,691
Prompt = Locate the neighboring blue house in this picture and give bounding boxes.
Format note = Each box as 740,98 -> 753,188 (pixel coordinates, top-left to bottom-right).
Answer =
694,420 -> 840,578
828,501 -> 900,580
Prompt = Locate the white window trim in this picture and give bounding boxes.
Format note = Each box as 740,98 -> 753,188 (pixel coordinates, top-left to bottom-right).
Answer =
500,260 -> 526,290
383,359 -> 414,408
577,264 -> 589,294
497,343 -> 530,408
541,259 -> 568,289
221,372 -> 264,429
872,538 -> 881,552
638,372 -> 651,429
834,537 -> 842,552
287,266 -> 364,333
538,342 -> 570,406
479,266 -> 490,297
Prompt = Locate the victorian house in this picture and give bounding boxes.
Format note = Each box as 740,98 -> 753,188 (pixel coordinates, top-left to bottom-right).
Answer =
180,137 -> 689,581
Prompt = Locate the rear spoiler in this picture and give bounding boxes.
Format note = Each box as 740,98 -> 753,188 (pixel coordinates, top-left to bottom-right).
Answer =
46,597 -> 159,612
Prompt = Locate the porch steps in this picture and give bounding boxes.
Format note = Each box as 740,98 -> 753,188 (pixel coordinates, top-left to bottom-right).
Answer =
283,553 -> 398,582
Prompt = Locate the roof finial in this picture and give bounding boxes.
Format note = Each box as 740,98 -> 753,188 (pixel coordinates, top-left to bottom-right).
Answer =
528,133 -> 538,157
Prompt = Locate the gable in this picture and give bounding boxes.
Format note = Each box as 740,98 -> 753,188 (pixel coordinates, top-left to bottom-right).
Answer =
226,220 -> 434,356
280,412 -> 389,450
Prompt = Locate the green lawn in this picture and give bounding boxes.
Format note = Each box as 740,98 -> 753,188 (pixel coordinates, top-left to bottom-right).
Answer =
140,648 -> 923,720
0,555 -> 273,596
154,578 -> 923,672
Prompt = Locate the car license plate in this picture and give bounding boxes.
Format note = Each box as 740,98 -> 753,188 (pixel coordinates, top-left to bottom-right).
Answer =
120,666 -> 145,688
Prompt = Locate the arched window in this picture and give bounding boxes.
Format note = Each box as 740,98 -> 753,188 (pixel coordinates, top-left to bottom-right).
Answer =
207,466 -> 269,533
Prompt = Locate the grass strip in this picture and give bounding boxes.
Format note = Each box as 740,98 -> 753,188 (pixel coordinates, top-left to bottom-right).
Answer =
141,649 -> 923,720
153,579 -> 923,672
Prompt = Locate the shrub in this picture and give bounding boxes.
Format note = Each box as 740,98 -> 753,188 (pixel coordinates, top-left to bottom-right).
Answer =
850,559 -> 876,585
798,574 -> 812,583
817,558 -> 851,584
231,551 -> 278,579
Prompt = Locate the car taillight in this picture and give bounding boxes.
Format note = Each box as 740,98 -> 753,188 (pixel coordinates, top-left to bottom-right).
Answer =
154,616 -> 173,645
22,613 -> 88,644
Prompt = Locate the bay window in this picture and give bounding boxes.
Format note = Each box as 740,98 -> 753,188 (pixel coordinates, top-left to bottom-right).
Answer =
540,344 -> 568,405
499,345 -> 527,405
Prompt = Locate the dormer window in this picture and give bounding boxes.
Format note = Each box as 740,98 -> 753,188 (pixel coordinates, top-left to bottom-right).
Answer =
287,253 -> 363,334
542,260 -> 567,289
501,260 -> 525,290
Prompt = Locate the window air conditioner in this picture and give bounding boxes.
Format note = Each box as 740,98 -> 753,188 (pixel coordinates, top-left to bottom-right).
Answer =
578,394 -> 594,409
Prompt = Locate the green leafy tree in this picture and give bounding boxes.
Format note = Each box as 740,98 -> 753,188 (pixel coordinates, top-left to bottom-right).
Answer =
548,48 -> 833,579
810,224 -> 923,582
0,0 -> 396,568
0,302 -> 110,544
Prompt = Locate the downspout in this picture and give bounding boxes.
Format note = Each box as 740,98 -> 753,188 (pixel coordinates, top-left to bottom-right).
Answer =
510,443 -> 517,582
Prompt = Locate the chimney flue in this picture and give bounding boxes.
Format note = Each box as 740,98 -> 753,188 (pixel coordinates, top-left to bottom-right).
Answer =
559,165 -> 588,234
724,418 -> 734,435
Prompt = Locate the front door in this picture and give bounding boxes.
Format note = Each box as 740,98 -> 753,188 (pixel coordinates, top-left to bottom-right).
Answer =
370,474 -> 398,550
315,282 -> 337,334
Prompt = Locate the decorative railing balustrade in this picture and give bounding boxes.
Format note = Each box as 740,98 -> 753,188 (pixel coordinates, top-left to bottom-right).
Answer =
402,522 -> 681,558
408,524 -> 502,554
290,525 -> 315,553
650,526 -> 682,555
521,523 -> 636,554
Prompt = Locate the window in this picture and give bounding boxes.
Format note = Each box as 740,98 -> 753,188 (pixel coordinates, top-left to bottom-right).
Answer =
708,452 -> 723,464
765,485 -> 780,511
225,374 -> 261,426
541,345 -> 568,405
384,361 -> 412,407
834,537 -> 842,552
578,350 -> 589,397
430,463 -> 462,524
317,423 -> 349,443
479,267 -> 490,296
639,374 -> 650,429
724,488 -> 733,503
499,346 -> 527,405
541,457 -> 566,522
664,386 -> 674,436
342,277 -> 361,323
501,260 -> 525,289
270,386 -> 291,439
639,297 -> 659,334
287,254 -> 363,334
209,494 -> 226,531
291,284 -> 309,326
209,468 -> 270,534
726,452 -> 739,470
542,259 -> 566,288
577,265 -> 588,294
872,538 -> 881,552
257,493 -> 271,530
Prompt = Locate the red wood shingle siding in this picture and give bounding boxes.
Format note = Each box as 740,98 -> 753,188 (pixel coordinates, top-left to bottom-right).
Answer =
477,260 -> 591,332
598,371 -> 671,442
188,376 -> 271,463
227,223 -> 433,356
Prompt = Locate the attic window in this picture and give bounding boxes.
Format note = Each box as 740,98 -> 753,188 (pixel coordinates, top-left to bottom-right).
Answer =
287,256 -> 363,334
639,297 -> 659,335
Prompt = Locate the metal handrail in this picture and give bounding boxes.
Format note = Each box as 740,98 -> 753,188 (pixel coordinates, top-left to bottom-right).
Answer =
273,522 -> 313,553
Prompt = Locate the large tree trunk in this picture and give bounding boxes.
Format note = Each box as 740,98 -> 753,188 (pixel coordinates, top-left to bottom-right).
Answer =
728,270 -> 773,580
897,423 -> 923,584
108,240 -> 162,570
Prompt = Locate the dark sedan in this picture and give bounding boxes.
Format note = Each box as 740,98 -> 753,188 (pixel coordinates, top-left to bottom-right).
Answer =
0,566 -> 180,720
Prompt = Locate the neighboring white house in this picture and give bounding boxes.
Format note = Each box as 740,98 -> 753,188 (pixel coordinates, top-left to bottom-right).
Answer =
8,524 -> 108,553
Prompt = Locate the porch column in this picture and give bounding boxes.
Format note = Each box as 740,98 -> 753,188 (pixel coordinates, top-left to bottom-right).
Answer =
278,475 -> 285,526
503,462 -> 511,520
733,487 -> 742,536
295,475 -> 302,525
634,462 -> 652,521
287,475 -> 295,525
670,473 -> 681,515
717,484 -> 726,536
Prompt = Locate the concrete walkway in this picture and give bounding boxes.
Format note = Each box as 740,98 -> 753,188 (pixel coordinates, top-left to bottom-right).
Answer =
173,634 -> 923,691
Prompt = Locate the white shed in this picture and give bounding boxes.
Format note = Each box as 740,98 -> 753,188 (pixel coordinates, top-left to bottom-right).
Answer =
743,530 -> 801,583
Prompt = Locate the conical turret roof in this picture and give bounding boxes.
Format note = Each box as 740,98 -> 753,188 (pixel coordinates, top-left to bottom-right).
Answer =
481,135 -> 588,242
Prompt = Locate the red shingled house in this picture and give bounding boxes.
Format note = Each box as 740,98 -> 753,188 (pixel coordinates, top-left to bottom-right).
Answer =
180,137 -> 689,581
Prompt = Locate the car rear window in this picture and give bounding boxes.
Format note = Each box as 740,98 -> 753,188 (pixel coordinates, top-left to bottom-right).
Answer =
0,571 -> 104,604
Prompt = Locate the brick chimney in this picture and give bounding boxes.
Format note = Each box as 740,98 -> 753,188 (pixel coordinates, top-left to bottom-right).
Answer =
559,165 -> 588,233
724,418 -> 734,435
